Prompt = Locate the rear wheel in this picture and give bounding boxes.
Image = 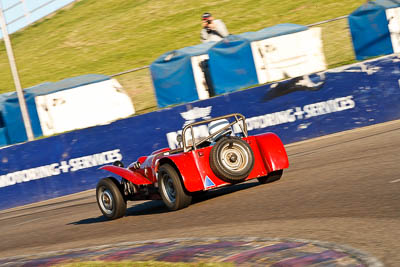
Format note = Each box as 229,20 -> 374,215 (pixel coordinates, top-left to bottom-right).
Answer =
258,170 -> 283,184
96,177 -> 126,220
210,136 -> 255,183
158,164 -> 192,211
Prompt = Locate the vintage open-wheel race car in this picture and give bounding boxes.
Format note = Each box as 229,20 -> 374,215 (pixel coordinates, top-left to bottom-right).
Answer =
96,113 -> 289,220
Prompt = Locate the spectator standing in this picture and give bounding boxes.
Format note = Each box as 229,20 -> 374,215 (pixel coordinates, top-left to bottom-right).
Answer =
200,12 -> 229,43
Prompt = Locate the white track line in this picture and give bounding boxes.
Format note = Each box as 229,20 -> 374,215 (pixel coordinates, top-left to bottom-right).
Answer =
389,179 -> 400,184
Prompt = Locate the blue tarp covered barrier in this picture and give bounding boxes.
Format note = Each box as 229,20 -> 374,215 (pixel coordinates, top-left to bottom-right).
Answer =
150,42 -> 215,108
208,24 -> 308,94
0,74 -> 110,144
207,34 -> 258,95
0,55 -> 399,210
150,24 -> 308,107
349,0 -> 400,60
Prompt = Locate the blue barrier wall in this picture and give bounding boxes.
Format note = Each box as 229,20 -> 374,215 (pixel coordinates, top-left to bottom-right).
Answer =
0,55 -> 399,210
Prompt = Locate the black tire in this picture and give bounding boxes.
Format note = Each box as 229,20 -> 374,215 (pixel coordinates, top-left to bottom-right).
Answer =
96,177 -> 126,220
210,136 -> 255,183
158,164 -> 192,211
258,170 -> 283,184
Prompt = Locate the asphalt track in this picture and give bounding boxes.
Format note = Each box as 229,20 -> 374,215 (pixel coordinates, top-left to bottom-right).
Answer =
0,120 -> 399,266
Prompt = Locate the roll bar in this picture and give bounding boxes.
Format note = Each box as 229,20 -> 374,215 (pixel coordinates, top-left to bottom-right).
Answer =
181,113 -> 247,152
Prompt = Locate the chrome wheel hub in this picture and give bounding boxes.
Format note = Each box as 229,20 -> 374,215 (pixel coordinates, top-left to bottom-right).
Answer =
99,188 -> 114,215
220,142 -> 249,172
163,176 -> 176,203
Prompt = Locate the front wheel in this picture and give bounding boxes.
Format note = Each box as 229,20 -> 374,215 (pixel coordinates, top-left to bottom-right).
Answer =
96,177 -> 126,220
257,170 -> 283,184
158,164 -> 192,211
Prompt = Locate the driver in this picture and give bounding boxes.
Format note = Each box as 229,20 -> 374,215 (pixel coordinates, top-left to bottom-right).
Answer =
208,119 -> 233,143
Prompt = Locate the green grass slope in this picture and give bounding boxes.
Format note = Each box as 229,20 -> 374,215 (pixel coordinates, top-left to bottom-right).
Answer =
0,0 -> 365,113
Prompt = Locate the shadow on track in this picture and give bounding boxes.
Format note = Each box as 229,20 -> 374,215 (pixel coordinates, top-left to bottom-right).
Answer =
191,180 -> 260,204
69,180 -> 260,225
68,201 -> 167,225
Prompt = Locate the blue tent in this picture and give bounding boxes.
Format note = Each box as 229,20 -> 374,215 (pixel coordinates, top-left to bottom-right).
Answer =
349,0 -> 400,60
208,24 -> 308,95
0,74 -> 109,145
150,42 -> 215,108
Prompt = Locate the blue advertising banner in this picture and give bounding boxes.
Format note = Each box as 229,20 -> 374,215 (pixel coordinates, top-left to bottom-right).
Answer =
0,55 -> 399,210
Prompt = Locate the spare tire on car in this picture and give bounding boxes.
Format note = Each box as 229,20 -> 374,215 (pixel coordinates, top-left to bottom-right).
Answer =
210,136 -> 254,183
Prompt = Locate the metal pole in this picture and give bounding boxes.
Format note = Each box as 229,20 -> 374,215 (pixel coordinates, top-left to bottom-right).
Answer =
110,65 -> 150,77
0,5 -> 34,141
307,15 -> 348,27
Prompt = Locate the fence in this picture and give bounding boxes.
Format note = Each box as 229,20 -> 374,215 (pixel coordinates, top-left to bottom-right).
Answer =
110,15 -> 351,79
0,0 -> 358,117
112,15 -> 357,115
0,0 -> 358,115
0,0 -> 77,37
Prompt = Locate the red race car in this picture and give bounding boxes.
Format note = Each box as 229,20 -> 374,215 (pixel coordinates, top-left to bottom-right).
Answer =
96,113 -> 289,220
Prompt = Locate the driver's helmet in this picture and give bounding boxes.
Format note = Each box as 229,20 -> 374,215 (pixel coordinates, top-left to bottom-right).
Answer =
208,119 -> 232,142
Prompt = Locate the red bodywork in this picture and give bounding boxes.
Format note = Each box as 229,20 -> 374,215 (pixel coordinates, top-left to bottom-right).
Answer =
100,132 -> 289,193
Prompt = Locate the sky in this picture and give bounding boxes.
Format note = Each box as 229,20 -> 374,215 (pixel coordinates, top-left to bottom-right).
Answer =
0,0 -> 75,38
